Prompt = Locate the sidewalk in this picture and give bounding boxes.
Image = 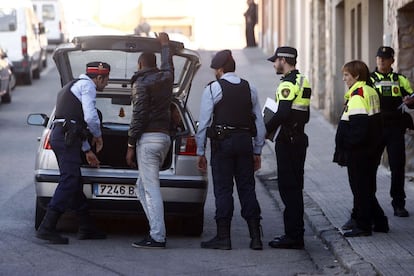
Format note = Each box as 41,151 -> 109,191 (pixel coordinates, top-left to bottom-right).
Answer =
234,47 -> 414,276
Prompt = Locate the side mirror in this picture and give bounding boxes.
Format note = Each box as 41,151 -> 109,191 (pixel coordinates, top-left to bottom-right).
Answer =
27,113 -> 49,127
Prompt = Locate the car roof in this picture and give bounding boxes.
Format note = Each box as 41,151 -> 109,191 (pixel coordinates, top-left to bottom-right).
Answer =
53,35 -> 201,102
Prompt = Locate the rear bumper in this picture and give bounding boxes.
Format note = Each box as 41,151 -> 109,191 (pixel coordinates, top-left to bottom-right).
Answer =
36,196 -> 205,217
35,173 -> 208,215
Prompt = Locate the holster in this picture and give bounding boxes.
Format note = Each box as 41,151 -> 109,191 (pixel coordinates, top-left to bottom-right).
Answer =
62,121 -> 88,146
206,125 -> 227,140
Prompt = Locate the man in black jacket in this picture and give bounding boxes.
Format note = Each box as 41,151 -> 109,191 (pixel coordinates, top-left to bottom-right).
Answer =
126,32 -> 173,249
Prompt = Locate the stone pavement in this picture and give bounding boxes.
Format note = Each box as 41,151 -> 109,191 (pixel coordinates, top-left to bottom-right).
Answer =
232,47 -> 414,276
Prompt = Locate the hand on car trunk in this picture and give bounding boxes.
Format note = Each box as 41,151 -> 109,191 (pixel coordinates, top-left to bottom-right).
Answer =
85,151 -> 100,167
92,136 -> 103,153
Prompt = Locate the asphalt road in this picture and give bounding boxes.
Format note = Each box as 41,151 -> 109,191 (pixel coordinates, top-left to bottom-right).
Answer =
0,51 -> 347,276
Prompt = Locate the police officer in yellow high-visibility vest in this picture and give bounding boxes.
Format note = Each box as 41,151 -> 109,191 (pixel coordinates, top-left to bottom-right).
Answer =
334,60 -> 388,237
265,47 -> 311,249
371,46 -> 414,217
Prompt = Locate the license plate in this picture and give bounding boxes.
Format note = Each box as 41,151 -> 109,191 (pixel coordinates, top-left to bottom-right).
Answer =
93,184 -> 136,198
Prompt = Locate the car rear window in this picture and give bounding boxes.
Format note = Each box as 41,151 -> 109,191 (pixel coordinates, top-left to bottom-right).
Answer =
41,4 -> 56,21
0,8 -> 17,32
67,50 -> 189,87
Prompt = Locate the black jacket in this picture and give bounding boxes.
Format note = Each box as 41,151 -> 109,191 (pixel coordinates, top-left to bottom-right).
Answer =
128,46 -> 174,145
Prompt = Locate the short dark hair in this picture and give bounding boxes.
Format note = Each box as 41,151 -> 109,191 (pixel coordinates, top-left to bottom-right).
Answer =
138,52 -> 157,68
284,57 -> 297,66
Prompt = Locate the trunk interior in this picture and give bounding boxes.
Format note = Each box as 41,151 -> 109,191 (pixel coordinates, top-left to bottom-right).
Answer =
82,126 -> 173,170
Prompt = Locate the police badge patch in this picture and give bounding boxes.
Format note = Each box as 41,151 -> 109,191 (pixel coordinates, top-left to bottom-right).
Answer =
281,88 -> 290,98
393,87 -> 399,95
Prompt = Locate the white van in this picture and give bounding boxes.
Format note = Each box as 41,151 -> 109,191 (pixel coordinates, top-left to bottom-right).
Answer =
0,0 -> 45,85
32,0 -> 68,45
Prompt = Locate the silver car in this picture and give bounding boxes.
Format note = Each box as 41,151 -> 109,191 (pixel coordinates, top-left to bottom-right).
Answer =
0,47 -> 16,103
27,35 -> 207,236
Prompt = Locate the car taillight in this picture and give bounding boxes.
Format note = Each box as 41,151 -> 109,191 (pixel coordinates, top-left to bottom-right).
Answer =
21,36 -> 27,56
43,130 -> 52,150
178,136 -> 197,156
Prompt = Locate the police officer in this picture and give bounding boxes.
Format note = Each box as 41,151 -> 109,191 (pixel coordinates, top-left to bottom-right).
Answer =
371,46 -> 414,217
335,60 -> 388,237
266,47 -> 310,249
36,61 -> 110,244
196,49 -> 266,250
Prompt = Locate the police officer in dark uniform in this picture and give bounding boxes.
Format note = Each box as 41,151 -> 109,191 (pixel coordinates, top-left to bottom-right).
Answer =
196,49 -> 266,250
36,61 -> 111,244
266,47 -> 311,249
371,46 -> 414,217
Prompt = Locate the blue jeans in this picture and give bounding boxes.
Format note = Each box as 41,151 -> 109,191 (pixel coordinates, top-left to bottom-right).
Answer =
135,132 -> 171,242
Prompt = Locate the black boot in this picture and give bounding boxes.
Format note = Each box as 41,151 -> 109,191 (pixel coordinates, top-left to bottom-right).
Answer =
77,212 -> 106,240
247,219 -> 263,250
373,216 -> 389,233
200,220 -> 231,250
36,209 -> 69,244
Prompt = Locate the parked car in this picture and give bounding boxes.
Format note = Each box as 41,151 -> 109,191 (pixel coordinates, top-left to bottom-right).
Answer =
0,47 -> 16,103
27,35 -> 207,235
0,0 -> 46,85
32,0 -> 69,45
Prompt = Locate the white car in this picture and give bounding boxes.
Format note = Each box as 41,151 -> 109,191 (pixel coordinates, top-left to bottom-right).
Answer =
27,35 -> 207,235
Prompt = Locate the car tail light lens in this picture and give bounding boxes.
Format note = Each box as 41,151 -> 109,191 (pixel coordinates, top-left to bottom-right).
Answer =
178,136 -> 197,156
43,130 -> 52,150
21,36 -> 27,56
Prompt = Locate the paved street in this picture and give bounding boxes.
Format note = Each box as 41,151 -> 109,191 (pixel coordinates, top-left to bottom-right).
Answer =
232,47 -> 414,276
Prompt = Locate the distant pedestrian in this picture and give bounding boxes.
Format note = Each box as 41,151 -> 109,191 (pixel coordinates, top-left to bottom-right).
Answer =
370,46 -> 414,217
126,32 -> 173,249
265,47 -> 311,249
196,49 -> 266,250
334,60 -> 389,237
244,0 -> 258,47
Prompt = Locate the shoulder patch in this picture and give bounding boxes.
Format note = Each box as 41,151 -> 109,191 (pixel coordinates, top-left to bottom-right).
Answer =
281,88 -> 290,98
351,87 -> 364,98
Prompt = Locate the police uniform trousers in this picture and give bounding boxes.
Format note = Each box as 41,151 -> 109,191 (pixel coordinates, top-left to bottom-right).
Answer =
210,132 -> 261,222
379,125 -> 406,208
347,151 -> 386,231
275,133 -> 308,240
48,124 -> 89,214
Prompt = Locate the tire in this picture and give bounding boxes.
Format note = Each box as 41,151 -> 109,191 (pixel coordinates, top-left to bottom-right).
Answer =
1,81 -> 11,103
33,67 -> 40,79
35,198 -> 46,230
21,70 -> 33,85
182,211 -> 204,236
42,57 -> 47,68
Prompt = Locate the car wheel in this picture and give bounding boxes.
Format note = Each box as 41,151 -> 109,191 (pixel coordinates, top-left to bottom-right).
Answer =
33,67 -> 40,79
42,57 -> 47,68
21,70 -> 33,85
1,81 -> 11,103
182,211 -> 204,236
35,198 -> 46,230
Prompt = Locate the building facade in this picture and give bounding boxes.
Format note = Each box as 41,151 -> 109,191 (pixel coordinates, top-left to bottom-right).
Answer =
258,0 -> 414,169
